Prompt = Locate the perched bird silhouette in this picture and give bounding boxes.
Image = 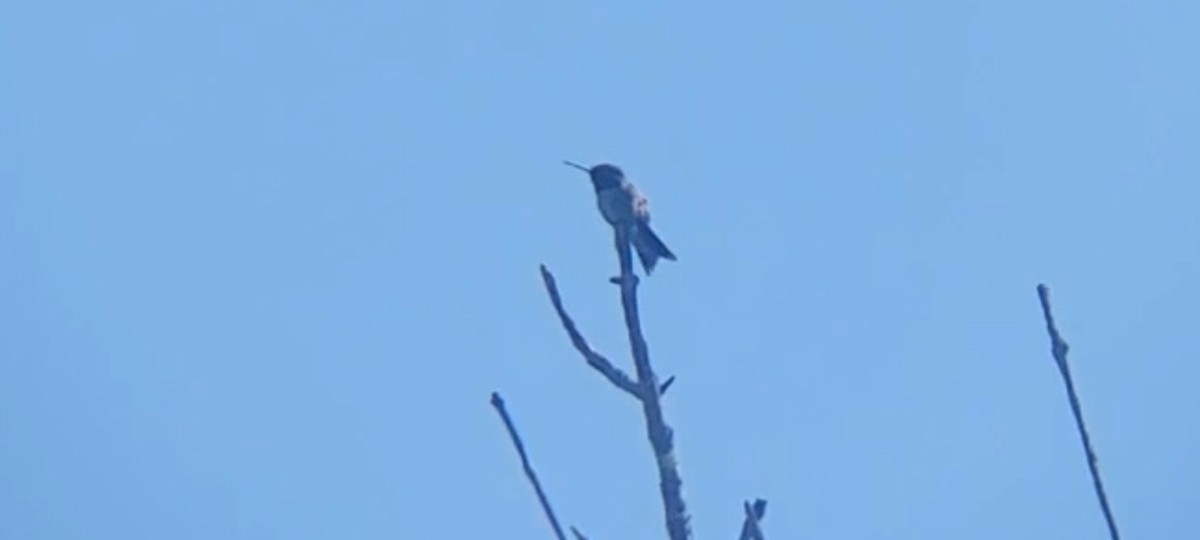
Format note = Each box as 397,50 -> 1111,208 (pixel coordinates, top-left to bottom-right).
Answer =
564,160 -> 677,274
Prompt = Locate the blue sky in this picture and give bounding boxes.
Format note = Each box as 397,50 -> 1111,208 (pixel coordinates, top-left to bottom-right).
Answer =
3,0 -> 1198,538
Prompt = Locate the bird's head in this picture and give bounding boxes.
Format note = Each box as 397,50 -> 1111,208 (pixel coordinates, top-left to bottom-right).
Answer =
563,160 -> 624,192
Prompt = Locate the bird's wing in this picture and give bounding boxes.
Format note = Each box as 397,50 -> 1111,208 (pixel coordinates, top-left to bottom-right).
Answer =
624,181 -> 652,224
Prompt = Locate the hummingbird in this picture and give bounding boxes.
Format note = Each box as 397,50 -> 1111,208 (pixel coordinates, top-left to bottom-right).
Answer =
564,160 -> 677,274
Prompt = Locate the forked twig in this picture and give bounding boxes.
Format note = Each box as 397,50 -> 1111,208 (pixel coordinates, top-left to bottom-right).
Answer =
738,499 -> 767,540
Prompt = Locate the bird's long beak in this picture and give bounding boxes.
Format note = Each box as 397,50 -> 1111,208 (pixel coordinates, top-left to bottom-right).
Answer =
562,160 -> 591,173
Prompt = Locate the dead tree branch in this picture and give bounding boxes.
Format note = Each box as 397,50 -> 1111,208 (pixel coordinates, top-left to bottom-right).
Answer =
528,220 -> 766,538
490,392 -> 569,540
540,265 -> 641,399
610,229 -> 692,540
1036,284 -> 1120,540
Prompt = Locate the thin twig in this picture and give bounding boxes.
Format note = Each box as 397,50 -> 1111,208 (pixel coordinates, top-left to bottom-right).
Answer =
540,265 -> 641,399
738,499 -> 768,540
490,392 -> 569,540
611,229 -> 692,540
1036,284 -> 1121,540
570,526 -> 589,540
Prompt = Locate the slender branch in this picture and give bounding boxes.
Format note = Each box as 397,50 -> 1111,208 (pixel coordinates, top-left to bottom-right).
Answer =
738,499 -> 768,540
612,230 -> 692,540
490,392 -> 569,540
570,526 -> 589,540
1036,284 -> 1120,540
540,265 -> 642,399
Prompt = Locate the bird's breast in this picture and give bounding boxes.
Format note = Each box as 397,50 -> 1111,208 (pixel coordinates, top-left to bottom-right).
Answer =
596,187 -> 633,225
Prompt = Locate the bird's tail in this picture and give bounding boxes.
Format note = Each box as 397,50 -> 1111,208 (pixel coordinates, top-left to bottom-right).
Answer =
632,224 -> 676,275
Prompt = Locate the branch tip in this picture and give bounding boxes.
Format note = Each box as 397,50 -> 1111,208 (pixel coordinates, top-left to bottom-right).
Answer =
491,393 -> 569,540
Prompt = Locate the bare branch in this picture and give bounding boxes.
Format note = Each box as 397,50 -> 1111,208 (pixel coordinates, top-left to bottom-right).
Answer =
570,526 -> 589,540
737,499 -> 767,540
490,392 -> 569,540
540,265 -> 641,399
1036,284 -> 1121,540
611,231 -> 692,540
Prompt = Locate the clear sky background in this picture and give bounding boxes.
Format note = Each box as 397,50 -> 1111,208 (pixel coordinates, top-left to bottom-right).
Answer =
2,1 -> 1198,538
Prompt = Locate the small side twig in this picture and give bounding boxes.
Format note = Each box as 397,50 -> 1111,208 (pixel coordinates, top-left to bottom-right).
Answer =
659,375 -> 676,395
569,526 -> 589,540
541,265 -> 641,399
1036,284 -> 1120,540
738,499 -> 767,540
490,392 -> 568,540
